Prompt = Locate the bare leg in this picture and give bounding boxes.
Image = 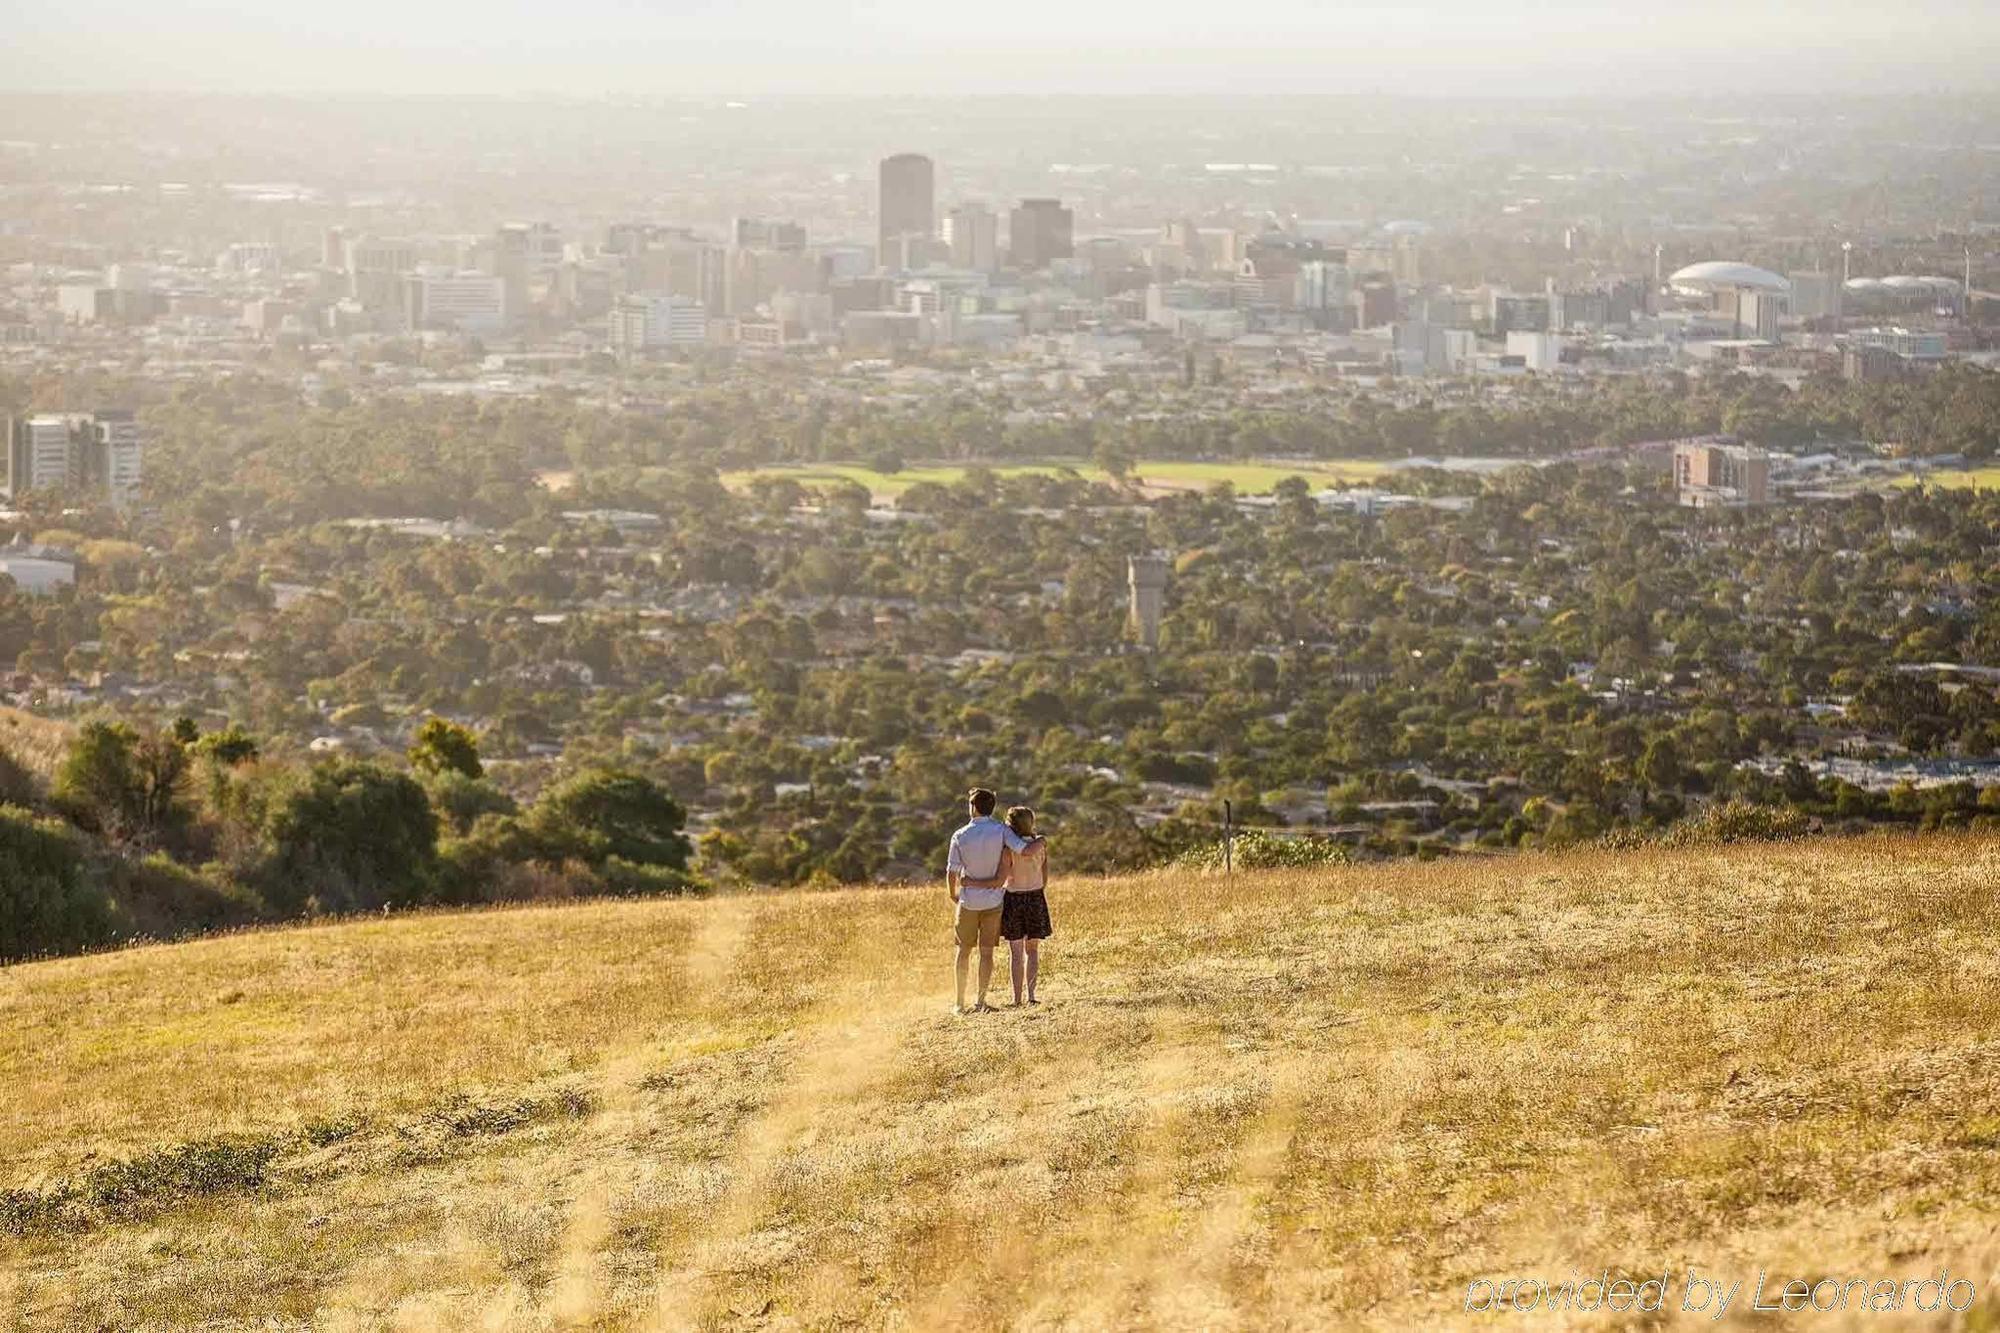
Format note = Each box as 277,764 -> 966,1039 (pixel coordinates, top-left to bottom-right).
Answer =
976,943 -> 995,1010
1026,939 -> 1041,1003
955,943 -> 973,1011
1009,940 -> 1027,1005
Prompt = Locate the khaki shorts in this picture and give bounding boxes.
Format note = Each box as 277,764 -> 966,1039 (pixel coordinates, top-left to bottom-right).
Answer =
954,904 -> 1002,949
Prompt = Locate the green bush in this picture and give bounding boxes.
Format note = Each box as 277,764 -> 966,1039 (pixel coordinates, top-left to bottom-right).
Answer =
1173,830 -> 1350,873
53,720 -> 190,848
597,856 -> 703,897
523,768 -> 691,869
84,1136 -> 280,1212
0,805 -> 117,962
424,770 -> 518,837
101,854 -> 261,942
258,761 -> 439,914
1601,801 -> 1816,853
1664,800 -> 1814,847
409,717 -> 484,780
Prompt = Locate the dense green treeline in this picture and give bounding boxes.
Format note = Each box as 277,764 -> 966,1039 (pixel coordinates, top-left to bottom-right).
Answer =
3,364 -> 1996,531
1,717 -> 696,963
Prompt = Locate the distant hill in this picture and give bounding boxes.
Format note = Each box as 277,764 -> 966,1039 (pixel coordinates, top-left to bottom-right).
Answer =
4,833 -> 1998,1327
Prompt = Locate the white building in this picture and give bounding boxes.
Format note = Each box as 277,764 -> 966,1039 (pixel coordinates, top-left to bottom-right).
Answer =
1296,260 -> 1351,316
56,283 -> 108,323
1849,327 -> 1947,361
1505,330 -> 1568,372
1439,328 -> 1477,371
6,411 -> 144,508
1668,261 -> 1789,340
8,414 -> 74,494
218,242 -> 284,274
606,293 -> 708,352
92,410 -> 144,510
944,204 -> 999,272
404,270 -> 507,334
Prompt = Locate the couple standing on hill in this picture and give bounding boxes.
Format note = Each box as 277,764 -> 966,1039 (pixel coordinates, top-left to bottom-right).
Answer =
945,788 -> 1054,1014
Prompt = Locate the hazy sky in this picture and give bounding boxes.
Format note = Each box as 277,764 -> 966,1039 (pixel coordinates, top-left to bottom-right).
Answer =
6,0 -> 1998,97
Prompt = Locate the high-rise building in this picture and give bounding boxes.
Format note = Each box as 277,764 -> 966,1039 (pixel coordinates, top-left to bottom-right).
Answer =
6,411 -> 143,508
1159,219 -> 1208,274
607,294 -> 709,353
492,223 -> 563,320
1547,288 -> 1610,332
1009,198 -> 1074,270
90,410 -> 144,511
403,270 -> 508,333
944,203 -> 999,272
616,230 -> 728,316
732,217 -> 807,251
878,154 -> 935,268
344,236 -> 418,314
1127,555 -> 1168,651
1674,441 -> 1769,508
6,415 -> 75,497
1353,281 -> 1398,330
1489,291 -> 1549,334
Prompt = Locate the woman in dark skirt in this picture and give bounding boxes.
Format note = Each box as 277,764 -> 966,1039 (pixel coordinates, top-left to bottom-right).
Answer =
998,806 -> 1052,1005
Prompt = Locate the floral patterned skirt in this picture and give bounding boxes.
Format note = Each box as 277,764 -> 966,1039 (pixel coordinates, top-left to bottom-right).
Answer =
1000,889 -> 1052,941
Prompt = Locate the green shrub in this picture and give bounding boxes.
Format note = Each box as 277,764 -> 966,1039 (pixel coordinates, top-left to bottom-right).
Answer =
53,720 -> 190,847
0,1183 -> 71,1235
257,761 -> 439,914
1600,801 -> 1817,853
100,854 -> 262,942
523,768 -> 691,869
597,856 -> 703,897
0,805 -> 116,962
1173,830 -> 1350,873
424,770 -> 517,837
409,717 -> 484,780
1664,800 -> 1814,847
84,1136 -> 280,1212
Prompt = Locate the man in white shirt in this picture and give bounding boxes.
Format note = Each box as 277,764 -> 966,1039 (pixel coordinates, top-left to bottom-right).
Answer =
946,786 -> 1028,1013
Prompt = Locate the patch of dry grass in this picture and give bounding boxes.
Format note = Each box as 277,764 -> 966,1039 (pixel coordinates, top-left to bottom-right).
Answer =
4,833 -> 2000,1328
0,707 -> 69,789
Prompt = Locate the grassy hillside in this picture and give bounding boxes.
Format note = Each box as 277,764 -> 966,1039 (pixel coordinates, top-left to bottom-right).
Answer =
0,707 -> 68,788
4,833 -> 1999,1328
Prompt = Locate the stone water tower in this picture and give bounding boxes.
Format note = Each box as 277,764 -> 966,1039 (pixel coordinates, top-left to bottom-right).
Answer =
1127,554 -> 1169,651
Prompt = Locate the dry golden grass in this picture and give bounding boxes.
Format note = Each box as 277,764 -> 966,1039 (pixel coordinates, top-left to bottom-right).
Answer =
5,832 -> 2000,1329
0,707 -> 70,786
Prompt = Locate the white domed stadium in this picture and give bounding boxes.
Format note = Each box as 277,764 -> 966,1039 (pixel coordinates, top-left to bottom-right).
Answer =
1666,261 -> 1790,339
1668,261 -> 1792,295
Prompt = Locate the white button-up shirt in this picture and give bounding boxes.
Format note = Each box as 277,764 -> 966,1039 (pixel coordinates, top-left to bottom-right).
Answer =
946,816 -> 1027,912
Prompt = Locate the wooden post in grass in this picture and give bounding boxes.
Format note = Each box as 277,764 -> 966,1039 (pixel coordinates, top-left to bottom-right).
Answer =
1224,799 -> 1234,875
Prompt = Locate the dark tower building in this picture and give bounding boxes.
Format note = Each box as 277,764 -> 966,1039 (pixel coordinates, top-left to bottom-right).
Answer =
878,154 -> 935,269
1009,198 -> 1074,271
